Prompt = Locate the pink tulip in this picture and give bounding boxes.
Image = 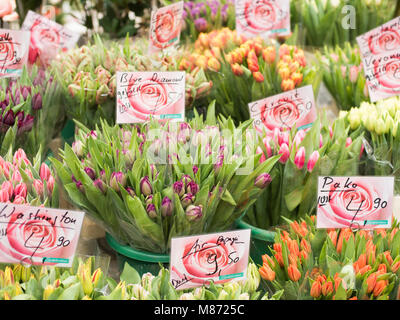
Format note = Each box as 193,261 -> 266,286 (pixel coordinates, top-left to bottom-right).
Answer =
13,149 -> 29,166
40,163 -> 51,181
341,66 -> 347,78
25,169 -> 33,179
1,181 -> 13,198
262,137 -> 273,157
307,151 -> 320,172
47,175 -> 55,194
346,137 -> 352,147
0,0 -> 13,19
329,126 -> 333,138
13,195 -> 25,205
11,169 -> 22,183
0,189 -> 9,202
294,147 -> 306,169
14,183 -> 27,199
349,65 -> 359,83
280,131 -> 290,146
33,179 -> 44,196
278,143 -> 290,164
360,142 -> 365,159
256,146 -> 266,163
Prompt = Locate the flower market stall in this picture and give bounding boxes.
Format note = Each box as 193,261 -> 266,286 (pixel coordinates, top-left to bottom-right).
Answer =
1,0 -> 400,306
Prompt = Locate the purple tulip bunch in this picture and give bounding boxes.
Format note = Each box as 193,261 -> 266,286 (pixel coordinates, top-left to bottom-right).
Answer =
182,0 -> 235,39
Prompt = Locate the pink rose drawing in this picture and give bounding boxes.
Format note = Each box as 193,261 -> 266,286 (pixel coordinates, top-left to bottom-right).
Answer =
317,177 -> 393,229
368,28 -> 400,55
171,234 -> 249,289
0,207 -> 78,265
372,57 -> 400,94
0,33 -> 14,70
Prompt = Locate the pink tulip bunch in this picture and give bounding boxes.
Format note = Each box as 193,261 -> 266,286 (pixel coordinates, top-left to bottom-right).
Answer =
0,149 -> 58,207
243,117 -> 364,229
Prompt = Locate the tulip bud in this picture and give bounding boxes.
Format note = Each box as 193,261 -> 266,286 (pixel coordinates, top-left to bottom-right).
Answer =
185,205 -> 203,221
94,179 -> 106,194
33,179 -> 44,197
259,264 -> 275,281
84,167 -> 96,180
43,285 -> 55,300
307,151 -> 320,172
294,146 -> 306,169
47,175 -> 55,194
125,187 -> 136,197
373,280 -> 388,297
14,183 -> 27,199
287,264 -> 301,282
146,203 -> 157,219
138,176 -> 152,196
40,163 -> 52,182
181,193 -> 195,209
32,93 -> 42,110
278,143 -> 290,163
173,181 -> 185,197
110,172 -> 126,192
254,173 -> 272,189
281,78 -> 295,91
253,71 -> 264,82
262,46 -> 276,64
161,196 -> 173,217
310,280 -> 322,298
72,141 -> 84,157
1,181 -> 13,198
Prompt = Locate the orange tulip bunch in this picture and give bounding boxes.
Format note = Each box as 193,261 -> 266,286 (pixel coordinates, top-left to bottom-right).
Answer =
179,29 -> 320,123
259,215 -> 400,300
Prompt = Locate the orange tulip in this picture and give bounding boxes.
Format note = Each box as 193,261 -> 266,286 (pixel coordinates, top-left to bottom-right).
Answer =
365,239 -> 376,264
248,60 -> 259,73
377,264 -> 387,274
300,238 -> 311,253
262,47 -> 276,64
310,280 -> 322,298
247,50 -> 258,64
225,53 -> 233,65
287,264 -> 301,282
259,264 -> 276,281
253,71 -> 264,83
334,276 -> 345,291
328,230 -> 338,247
317,274 -> 327,284
196,56 -> 208,69
273,243 -> 282,252
262,254 -> 275,268
275,252 -> 284,267
383,251 -> 393,265
366,273 -> 377,293
356,253 -> 367,269
373,280 -> 388,297
300,250 -> 308,261
322,281 -> 334,296
288,239 -> 300,256
231,63 -> 244,76
207,57 -> 221,72
279,44 -> 291,58
358,265 -> 372,276
349,296 -> 358,300
392,261 -> 400,273
231,50 -> 243,64
291,72 -> 303,86
278,67 -> 291,80
288,253 -> 298,266
390,228 -> 398,242
253,41 -> 263,56
376,229 -> 387,238
281,79 -> 295,91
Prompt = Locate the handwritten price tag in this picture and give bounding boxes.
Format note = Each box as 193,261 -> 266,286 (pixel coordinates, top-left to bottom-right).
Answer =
149,1 -> 184,54
0,29 -> 30,78
169,229 -> 251,291
116,71 -> 185,124
235,0 -> 291,39
21,10 -> 80,67
356,17 -> 400,102
249,85 -> 316,132
0,203 -> 85,267
317,176 -> 394,229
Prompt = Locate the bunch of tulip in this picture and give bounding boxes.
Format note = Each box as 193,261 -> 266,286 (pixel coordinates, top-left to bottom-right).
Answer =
259,215 -> 400,300
0,256 -> 117,300
181,0 -> 235,41
51,104 -> 280,253
316,43 -> 369,111
179,29 -> 320,123
0,66 -> 64,158
112,260 -> 283,300
244,116 -> 364,229
290,0 -> 398,47
0,148 -> 58,208
340,97 -> 400,194
52,35 -> 212,129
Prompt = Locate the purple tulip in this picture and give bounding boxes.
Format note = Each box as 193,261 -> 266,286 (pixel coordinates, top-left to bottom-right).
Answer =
145,195 -> 153,205
21,86 -> 30,100
182,174 -> 192,187
126,187 -> 136,197
110,171 -> 126,192
254,173 -> 272,189
32,93 -> 42,110
20,115 -> 34,133
3,110 -> 15,126
84,167 -> 96,180
161,196 -> 173,217
173,181 -> 185,196
181,193 -> 195,208
94,179 -> 106,193
146,203 -> 157,219
187,181 -> 199,195
140,176 -> 153,196
185,205 -> 203,221
193,166 -> 198,174
194,17 -> 208,31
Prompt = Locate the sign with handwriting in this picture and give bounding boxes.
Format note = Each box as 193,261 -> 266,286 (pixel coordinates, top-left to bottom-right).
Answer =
116,71 -> 185,123
169,229 -> 251,290
0,203 -> 84,267
21,10 -> 80,67
235,0 -> 291,39
356,16 -> 400,102
249,85 -> 316,132
317,176 -> 394,229
0,29 -> 30,78
149,1 -> 184,54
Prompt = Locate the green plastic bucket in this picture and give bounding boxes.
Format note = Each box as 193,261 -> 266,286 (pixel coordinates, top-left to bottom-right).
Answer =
105,233 -> 170,276
235,219 -> 276,267
61,119 -> 76,146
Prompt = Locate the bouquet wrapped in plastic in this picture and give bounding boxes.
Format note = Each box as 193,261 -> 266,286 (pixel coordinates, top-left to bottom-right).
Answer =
179,28 -> 321,123
51,104 -> 280,253
340,97 -> 400,194
0,66 -> 64,158
244,115 -> 364,229
316,43 -> 369,111
259,215 -> 400,300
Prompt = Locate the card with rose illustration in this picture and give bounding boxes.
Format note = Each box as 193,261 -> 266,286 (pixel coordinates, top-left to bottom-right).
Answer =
0,203 -> 84,267
0,29 -> 30,78
357,16 -> 400,102
249,85 -> 317,133
116,71 -> 185,124
148,1 -> 184,54
317,176 -> 394,229
169,229 -> 251,291
235,0 -> 291,40
21,10 -> 80,66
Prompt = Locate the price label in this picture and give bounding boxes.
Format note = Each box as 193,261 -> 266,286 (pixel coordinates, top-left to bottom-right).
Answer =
21,10 -> 80,66
356,16 -> 400,102
116,71 -> 185,124
149,1 -> 184,54
317,176 -> 394,229
0,29 -> 30,78
0,203 -> 84,267
235,0 -> 291,39
249,85 -> 316,132
169,229 -> 251,291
